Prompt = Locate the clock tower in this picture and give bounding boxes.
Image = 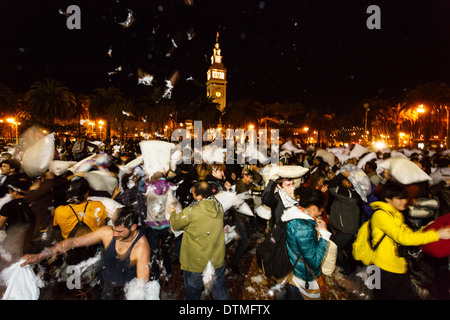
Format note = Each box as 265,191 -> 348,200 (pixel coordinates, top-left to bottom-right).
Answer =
206,32 -> 227,113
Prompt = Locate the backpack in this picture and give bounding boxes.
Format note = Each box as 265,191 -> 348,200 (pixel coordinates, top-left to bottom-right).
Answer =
65,202 -> 98,265
256,222 -> 294,281
68,202 -> 93,238
352,218 -> 386,265
72,140 -> 85,154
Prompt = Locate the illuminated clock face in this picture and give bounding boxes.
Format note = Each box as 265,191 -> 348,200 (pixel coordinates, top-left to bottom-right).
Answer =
215,89 -> 223,98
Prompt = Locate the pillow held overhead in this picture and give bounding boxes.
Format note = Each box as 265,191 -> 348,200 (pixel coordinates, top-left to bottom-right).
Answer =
140,140 -> 175,178
378,157 -> 431,185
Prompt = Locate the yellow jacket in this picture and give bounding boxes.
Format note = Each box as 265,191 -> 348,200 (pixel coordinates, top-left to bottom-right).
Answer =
370,201 -> 439,274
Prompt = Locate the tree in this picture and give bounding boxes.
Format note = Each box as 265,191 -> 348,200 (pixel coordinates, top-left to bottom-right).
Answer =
74,93 -> 90,137
268,102 -> 304,125
137,85 -> 177,134
405,83 -> 450,148
222,98 -> 262,128
258,103 -> 280,131
24,78 -> 76,124
304,107 -> 334,147
116,97 -> 137,141
0,83 -> 17,117
89,87 -> 125,140
190,95 -> 222,129
376,102 -> 419,148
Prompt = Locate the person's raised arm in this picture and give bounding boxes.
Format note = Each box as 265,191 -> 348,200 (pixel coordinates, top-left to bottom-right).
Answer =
261,180 -> 278,208
20,226 -> 109,267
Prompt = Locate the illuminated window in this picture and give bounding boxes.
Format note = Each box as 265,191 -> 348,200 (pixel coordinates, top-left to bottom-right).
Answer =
212,70 -> 224,79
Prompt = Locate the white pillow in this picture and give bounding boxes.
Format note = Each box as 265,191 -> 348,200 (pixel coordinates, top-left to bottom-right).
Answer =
378,158 -> 431,184
349,143 -> 368,160
315,149 -> 336,166
261,164 -> 309,185
84,171 -> 118,195
124,155 -> 143,169
69,153 -> 97,173
140,140 -> 175,178
214,191 -> 236,212
88,196 -> 124,221
214,191 -> 254,216
390,150 -> 408,159
282,140 -> 304,154
49,160 -> 77,176
201,143 -> 226,164
1,260 -> 40,300
255,205 -> 271,220
22,133 -> 55,177
236,202 -> 254,216
357,152 -> 377,169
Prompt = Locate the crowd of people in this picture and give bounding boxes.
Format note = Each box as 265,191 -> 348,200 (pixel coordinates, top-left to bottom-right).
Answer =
1,133 -> 450,300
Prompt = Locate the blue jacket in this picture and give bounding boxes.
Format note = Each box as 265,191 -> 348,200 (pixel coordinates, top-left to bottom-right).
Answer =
283,207 -> 330,281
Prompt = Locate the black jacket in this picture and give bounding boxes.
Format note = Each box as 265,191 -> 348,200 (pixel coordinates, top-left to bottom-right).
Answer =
261,180 -> 286,227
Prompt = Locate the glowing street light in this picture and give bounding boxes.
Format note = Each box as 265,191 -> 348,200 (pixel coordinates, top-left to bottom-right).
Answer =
6,118 -> 18,143
364,103 -> 370,133
99,120 -> 104,140
417,104 -> 425,113
89,122 -> 95,135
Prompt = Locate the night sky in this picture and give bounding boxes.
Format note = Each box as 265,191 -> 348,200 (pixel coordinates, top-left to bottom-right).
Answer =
1,0 -> 450,116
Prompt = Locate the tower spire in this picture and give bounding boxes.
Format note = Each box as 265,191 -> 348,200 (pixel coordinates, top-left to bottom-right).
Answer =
206,32 -> 227,113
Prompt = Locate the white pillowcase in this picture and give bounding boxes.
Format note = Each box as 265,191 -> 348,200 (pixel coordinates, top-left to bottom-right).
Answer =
378,157 -> 431,184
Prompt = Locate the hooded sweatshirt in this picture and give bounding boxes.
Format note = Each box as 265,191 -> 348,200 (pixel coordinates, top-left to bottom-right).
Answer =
170,197 -> 225,273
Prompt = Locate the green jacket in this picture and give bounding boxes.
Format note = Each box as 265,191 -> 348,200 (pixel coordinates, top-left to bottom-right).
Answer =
170,198 -> 225,273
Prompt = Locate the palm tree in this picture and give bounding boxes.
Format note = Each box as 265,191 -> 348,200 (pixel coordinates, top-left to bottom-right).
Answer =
405,83 -> 450,148
190,95 -> 222,129
116,97 -> 136,141
222,98 -> 262,129
304,107 -> 334,147
363,97 -> 391,138
89,87 -> 125,140
74,93 -> 90,137
258,103 -> 280,131
138,85 -> 177,134
376,102 -> 419,148
24,78 -> 76,124
0,83 -> 17,117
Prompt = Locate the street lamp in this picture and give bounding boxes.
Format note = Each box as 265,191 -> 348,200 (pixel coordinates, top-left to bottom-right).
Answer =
99,120 -> 104,140
6,118 -> 17,143
416,104 -> 432,149
89,122 -> 95,136
444,105 -> 450,148
364,103 -> 370,134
